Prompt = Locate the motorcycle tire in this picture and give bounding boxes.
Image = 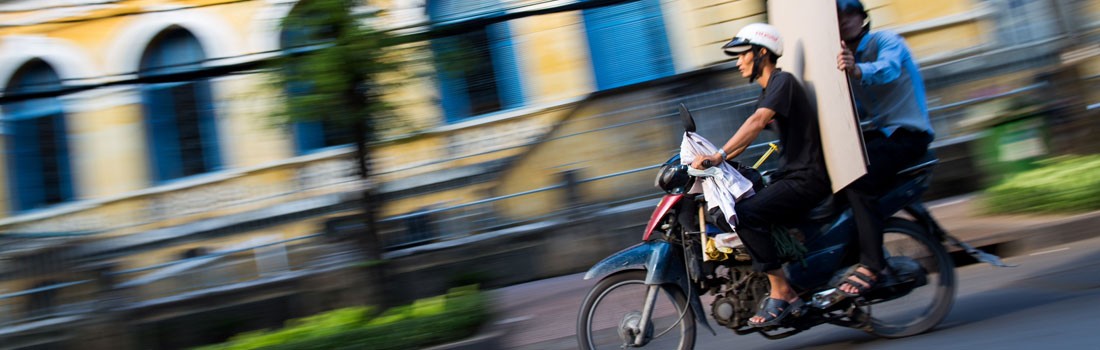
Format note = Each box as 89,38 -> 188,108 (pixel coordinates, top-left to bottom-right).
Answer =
867,218 -> 957,338
577,270 -> 696,350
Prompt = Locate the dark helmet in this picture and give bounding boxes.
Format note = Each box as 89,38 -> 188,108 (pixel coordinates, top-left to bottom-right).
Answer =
655,155 -> 695,194
837,0 -> 868,17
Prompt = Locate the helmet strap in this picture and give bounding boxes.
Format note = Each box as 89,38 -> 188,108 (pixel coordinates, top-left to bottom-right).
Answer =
749,46 -> 766,83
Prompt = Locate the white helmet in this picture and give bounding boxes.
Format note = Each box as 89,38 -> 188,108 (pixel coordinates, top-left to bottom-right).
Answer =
722,23 -> 784,57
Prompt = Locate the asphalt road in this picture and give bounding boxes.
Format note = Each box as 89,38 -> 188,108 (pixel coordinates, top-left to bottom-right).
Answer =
490,234 -> 1100,349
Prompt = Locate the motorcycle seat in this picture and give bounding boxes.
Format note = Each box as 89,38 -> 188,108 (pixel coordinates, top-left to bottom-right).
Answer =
806,151 -> 938,224
806,196 -> 840,223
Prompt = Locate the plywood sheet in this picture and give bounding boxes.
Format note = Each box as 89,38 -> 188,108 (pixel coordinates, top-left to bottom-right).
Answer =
767,0 -> 867,193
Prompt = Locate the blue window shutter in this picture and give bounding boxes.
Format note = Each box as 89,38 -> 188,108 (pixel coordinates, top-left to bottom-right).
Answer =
432,37 -> 473,122
488,23 -> 524,109
48,111 -> 74,202
282,7 -> 341,154
583,0 -> 675,90
193,80 -> 221,171
3,60 -> 75,212
429,0 -> 526,122
293,121 -> 325,154
142,83 -> 182,182
7,117 -> 43,211
140,28 -> 220,181
4,110 -> 73,212
284,77 -> 327,154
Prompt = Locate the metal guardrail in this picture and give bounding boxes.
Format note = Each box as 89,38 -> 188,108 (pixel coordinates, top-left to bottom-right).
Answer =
375,79 -> 1051,248
0,233 -> 326,326
373,86 -> 773,248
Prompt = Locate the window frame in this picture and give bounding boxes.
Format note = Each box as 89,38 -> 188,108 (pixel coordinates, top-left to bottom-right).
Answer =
139,28 -> 222,184
2,59 -> 76,213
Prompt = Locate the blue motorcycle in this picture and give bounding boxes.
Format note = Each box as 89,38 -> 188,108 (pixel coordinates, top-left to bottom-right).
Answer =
576,104 -> 1007,349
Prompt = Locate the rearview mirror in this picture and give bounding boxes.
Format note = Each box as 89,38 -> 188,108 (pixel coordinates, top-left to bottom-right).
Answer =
679,103 -> 696,132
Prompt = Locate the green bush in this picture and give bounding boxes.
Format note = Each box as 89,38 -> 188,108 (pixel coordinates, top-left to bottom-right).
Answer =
982,155 -> 1100,214
197,285 -> 489,350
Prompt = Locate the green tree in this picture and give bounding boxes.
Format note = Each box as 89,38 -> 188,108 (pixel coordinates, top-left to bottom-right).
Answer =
271,0 -> 402,305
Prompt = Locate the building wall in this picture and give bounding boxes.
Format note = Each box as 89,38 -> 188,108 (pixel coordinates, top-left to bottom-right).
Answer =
0,1 -> 590,279
512,12 -> 594,104
0,0 -> 1092,279
679,0 -> 768,67
0,0 -> 279,206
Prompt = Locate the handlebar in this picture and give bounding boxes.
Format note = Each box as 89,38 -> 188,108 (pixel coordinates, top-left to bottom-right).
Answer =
698,142 -> 779,170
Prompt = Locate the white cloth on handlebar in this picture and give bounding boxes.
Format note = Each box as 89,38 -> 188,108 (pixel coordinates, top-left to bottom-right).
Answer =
680,132 -> 756,229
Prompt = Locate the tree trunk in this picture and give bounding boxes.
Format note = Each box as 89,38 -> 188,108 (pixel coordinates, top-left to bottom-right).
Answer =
350,86 -> 390,307
353,117 -> 382,260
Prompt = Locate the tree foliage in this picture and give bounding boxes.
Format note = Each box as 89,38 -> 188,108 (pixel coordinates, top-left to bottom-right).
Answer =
270,0 -> 404,131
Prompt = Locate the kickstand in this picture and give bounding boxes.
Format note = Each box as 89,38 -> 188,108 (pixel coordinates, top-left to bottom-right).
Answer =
944,235 -> 1017,267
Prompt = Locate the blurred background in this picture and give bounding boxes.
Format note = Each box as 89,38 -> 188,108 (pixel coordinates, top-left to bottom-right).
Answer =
0,0 -> 1096,349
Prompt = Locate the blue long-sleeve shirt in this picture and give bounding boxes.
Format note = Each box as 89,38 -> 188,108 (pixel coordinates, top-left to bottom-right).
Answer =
851,30 -> 934,138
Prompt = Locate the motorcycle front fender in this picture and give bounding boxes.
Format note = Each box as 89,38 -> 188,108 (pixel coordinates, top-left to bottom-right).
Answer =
583,240 -> 674,283
583,240 -> 717,335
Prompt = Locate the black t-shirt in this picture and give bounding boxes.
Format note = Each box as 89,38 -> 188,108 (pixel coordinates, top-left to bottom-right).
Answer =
755,70 -> 828,181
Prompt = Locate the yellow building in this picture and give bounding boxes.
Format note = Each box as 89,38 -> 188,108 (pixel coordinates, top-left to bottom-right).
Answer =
0,0 -> 1095,295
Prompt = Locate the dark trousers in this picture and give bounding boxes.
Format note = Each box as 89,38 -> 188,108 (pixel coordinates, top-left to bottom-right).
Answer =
844,128 -> 933,272
736,173 -> 831,272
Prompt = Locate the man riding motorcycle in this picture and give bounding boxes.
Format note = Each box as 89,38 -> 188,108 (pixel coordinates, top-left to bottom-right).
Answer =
691,23 -> 831,327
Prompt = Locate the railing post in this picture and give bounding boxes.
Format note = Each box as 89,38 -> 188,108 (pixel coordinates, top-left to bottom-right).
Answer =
560,169 -> 584,217
91,262 -> 121,311
254,239 -> 290,277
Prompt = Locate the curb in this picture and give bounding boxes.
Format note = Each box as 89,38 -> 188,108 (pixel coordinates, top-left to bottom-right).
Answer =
966,209 -> 1100,258
923,194 -> 1100,264
421,316 -> 529,350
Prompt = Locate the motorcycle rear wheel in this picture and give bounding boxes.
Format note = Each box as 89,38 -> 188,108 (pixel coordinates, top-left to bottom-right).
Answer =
867,218 -> 957,338
577,270 -> 696,350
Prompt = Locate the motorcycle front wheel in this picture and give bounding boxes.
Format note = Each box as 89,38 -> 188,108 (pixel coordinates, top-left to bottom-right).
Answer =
577,270 -> 696,350
867,218 -> 957,338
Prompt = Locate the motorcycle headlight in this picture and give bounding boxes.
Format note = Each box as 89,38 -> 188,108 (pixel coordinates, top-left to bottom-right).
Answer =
655,162 -> 695,194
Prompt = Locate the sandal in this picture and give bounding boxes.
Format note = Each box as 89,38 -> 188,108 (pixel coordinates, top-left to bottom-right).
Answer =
834,264 -> 878,298
748,297 -> 804,328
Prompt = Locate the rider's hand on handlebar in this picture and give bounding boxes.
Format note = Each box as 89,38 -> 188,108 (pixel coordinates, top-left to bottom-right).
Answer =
691,153 -> 722,170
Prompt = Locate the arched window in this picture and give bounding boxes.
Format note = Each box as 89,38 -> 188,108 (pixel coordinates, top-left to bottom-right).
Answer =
2,59 -> 75,212
140,28 -> 221,182
280,5 -> 353,154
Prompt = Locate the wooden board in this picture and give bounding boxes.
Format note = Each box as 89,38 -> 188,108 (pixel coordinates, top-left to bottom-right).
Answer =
768,0 -> 867,193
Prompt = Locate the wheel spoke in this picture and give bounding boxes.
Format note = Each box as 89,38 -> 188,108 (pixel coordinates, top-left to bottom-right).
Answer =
578,271 -> 696,349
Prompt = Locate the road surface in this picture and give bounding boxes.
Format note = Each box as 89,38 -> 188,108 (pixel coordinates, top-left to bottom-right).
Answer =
490,234 -> 1100,349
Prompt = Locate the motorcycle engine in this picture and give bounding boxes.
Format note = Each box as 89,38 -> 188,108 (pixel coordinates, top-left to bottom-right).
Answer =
709,265 -> 770,331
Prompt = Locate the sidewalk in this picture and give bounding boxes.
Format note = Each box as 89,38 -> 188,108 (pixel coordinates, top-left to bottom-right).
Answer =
454,193 -> 1100,349
928,194 -> 1100,256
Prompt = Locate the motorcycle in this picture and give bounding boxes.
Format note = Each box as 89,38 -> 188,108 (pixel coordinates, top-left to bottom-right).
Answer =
577,104 -> 1009,349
